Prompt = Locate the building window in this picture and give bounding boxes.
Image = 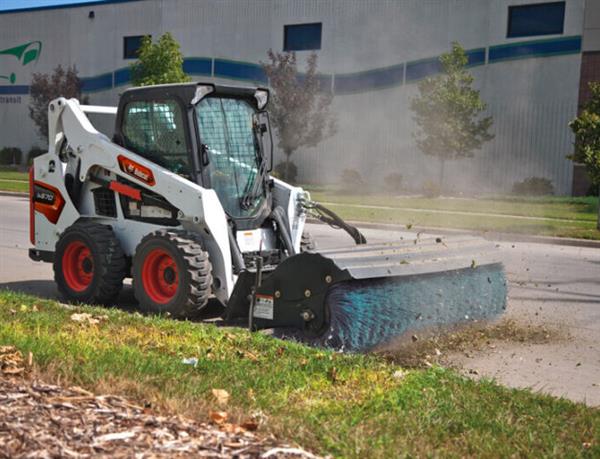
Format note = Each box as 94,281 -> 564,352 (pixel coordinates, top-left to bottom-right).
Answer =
507,2 -> 565,38
123,35 -> 148,59
284,23 -> 322,51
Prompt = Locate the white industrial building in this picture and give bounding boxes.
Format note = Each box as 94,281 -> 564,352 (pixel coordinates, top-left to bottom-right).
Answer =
1,0 -> 599,194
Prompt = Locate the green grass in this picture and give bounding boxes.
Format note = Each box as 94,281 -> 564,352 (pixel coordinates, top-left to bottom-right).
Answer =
0,166 -> 28,181
0,179 -> 28,193
308,189 -> 600,240
0,167 -> 28,193
2,168 -> 596,238
1,291 -> 598,458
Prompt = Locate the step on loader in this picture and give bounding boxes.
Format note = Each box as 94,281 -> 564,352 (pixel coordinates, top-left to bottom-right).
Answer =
29,82 -> 507,351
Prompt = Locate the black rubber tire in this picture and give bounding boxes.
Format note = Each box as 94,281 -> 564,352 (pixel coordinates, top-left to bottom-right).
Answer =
54,221 -> 126,305
132,229 -> 212,318
300,231 -> 316,252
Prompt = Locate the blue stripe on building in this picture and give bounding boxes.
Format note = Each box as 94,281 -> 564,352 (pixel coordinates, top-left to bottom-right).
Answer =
113,67 -> 131,86
466,48 -> 486,66
0,36 -> 583,96
315,74 -> 333,91
214,59 -> 267,84
183,57 -> 212,76
0,85 -> 28,94
81,72 -> 112,92
295,73 -> 333,92
404,48 -> 485,83
406,57 -> 442,82
489,35 -> 581,62
335,63 -> 404,94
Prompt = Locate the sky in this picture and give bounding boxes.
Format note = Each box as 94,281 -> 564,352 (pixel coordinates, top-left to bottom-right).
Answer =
0,0 -> 108,11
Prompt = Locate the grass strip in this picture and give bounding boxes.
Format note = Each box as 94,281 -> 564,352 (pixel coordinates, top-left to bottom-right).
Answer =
0,179 -> 28,193
0,290 -> 598,458
0,167 -> 28,180
309,191 -> 600,240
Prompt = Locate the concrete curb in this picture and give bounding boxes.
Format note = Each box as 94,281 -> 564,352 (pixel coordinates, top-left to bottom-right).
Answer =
308,218 -> 600,249
2,191 -> 597,249
0,191 -> 28,198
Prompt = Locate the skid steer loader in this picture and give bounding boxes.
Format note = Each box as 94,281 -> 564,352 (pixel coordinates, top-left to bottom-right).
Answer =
29,82 -> 507,351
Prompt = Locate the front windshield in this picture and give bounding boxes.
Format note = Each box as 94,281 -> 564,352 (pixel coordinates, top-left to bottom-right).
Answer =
196,97 -> 264,218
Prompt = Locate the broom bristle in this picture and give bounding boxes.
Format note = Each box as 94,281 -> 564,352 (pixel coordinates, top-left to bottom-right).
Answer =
315,264 -> 507,352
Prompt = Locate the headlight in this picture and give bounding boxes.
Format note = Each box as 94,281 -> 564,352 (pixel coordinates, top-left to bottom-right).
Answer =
254,89 -> 269,110
192,84 -> 214,105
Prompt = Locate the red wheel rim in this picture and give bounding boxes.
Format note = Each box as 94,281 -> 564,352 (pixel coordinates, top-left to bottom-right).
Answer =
141,248 -> 179,304
62,240 -> 94,292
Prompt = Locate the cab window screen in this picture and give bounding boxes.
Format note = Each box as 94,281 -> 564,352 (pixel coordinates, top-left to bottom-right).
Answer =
196,97 -> 263,218
122,100 -> 191,176
507,2 -> 565,38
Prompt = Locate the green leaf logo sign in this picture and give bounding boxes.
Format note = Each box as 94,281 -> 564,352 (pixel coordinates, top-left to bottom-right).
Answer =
0,41 -> 42,84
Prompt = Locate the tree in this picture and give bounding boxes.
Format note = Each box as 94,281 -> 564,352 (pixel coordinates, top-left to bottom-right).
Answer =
410,42 -> 494,193
29,65 -> 85,142
131,33 -> 190,86
261,50 -> 336,181
569,82 -> 600,229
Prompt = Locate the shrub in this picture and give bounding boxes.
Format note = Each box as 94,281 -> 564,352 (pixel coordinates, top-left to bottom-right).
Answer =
0,147 -> 23,165
27,146 -> 46,165
272,161 -> 298,183
384,173 -> 403,193
586,183 -> 599,196
339,168 -> 364,193
512,177 -> 554,196
29,65 -> 85,142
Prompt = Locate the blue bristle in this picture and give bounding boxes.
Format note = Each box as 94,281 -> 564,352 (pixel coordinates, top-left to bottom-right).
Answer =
313,264 -> 507,352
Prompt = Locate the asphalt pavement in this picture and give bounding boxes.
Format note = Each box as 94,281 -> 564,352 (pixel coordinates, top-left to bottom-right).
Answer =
1,194 -> 599,405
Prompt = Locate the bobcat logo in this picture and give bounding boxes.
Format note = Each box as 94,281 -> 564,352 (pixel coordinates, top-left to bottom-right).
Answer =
0,41 -> 42,84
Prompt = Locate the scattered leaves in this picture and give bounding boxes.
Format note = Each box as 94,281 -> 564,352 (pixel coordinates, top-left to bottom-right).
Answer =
70,312 -> 107,326
0,376 -> 305,457
0,346 -> 25,375
209,410 -> 228,425
211,389 -> 230,406
241,419 -> 259,431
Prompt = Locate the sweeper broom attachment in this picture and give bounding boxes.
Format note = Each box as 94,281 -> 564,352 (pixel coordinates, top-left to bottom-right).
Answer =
227,235 -> 507,352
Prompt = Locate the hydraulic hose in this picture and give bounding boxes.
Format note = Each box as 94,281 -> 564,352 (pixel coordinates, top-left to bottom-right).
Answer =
228,225 -> 246,273
303,201 -> 367,245
271,206 -> 296,257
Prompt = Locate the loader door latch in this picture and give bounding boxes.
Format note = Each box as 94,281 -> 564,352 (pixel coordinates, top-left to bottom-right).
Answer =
200,143 -> 210,166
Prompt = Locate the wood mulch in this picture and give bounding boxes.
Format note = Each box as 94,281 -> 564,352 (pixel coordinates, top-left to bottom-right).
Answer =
0,346 -> 321,459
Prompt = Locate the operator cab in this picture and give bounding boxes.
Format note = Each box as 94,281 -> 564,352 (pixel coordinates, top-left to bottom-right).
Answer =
114,83 -> 273,225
